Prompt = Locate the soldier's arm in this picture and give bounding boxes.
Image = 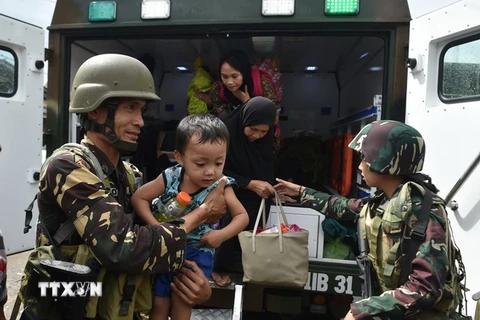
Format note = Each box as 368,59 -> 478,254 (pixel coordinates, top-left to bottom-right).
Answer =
183,177 -> 228,230
300,186 -> 363,221
350,203 -> 448,319
42,153 -> 188,275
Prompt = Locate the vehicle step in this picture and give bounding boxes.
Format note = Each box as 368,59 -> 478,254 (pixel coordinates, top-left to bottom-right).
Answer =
191,308 -> 233,319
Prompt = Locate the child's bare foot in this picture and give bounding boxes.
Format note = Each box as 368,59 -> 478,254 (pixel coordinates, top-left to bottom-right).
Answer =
211,272 -> 231,287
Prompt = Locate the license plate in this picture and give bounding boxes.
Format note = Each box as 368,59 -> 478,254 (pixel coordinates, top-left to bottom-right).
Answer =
304,272 -> 362,296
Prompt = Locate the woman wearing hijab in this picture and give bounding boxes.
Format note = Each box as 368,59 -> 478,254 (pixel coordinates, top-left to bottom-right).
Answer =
207,51 -> 278,117
211,96 -> 277,286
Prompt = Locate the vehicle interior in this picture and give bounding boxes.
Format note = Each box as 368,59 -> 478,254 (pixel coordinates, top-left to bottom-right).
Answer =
69,34 -> 386,196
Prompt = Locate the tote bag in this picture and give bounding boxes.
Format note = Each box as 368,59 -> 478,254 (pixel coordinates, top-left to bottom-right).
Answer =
238,192 -> 309,288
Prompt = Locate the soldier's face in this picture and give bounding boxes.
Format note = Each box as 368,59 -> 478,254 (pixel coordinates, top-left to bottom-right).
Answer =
358,160 -> 382,187
174,134 -> 227,189
95,99 -> 146,143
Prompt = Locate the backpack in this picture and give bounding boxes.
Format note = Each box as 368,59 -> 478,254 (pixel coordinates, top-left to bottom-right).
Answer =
400,188 -> 469,318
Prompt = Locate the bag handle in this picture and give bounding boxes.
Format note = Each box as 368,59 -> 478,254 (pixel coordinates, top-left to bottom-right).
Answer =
251,192 -> 289,253
274,191 -> 289,226
251,199 -> 265,253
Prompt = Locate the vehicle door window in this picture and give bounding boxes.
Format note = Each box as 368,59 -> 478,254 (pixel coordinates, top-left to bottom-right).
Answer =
440,37 -> 480,102
0,47 -> 17,97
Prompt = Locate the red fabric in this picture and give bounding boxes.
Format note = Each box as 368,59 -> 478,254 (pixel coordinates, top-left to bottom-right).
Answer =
251,69 -> 264,97
252,58 -> 284,102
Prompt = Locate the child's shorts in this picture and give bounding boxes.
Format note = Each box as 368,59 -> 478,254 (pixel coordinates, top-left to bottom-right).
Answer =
154,247 -> 214,297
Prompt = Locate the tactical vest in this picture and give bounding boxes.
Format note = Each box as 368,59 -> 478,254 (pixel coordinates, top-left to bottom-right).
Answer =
360,181 -> 464,317
16,143 -> 151,320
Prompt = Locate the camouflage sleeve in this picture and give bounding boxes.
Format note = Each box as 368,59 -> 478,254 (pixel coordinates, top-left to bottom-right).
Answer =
300,187 -> 363,221
350,202 -> 448,319
0,229 -> 6,307
41,152 -> 187,275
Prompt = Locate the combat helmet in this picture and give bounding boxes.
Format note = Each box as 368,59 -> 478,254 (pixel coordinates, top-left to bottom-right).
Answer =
69,54 -> 160,153
348,120 -> 425,175
70,53 -> 160,113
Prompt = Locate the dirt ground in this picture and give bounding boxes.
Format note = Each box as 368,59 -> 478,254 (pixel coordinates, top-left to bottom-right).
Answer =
4,250 -> 31,320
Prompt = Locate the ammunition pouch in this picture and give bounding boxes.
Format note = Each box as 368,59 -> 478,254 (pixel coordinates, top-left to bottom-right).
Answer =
19,246 -> 60,320
18,245 -> 102,320
42,259 -> 98,320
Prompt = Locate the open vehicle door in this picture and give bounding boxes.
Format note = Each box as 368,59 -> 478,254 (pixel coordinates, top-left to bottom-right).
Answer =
405,0 -> 480,315
0,14 -> 44,254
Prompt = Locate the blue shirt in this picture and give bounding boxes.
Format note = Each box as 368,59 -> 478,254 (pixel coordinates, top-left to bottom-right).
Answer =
152,164 -> 235,254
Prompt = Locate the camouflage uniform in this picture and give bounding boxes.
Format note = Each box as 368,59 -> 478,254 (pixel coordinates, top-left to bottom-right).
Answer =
33,54 -> 187,319
0,229 -> 6,310
38,137 -> 186,274
37,137 -> 186,318
300,121 -> 452,319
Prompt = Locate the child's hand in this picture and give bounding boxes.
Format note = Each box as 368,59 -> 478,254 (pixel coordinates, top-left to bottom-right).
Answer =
200,230 -> 224,249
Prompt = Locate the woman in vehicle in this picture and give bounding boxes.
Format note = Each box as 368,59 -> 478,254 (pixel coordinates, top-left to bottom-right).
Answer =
205,50 -> 278,117
212,96 -> 277,286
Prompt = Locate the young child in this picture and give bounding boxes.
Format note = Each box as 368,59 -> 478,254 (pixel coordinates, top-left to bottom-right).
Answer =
132,114 -> 249,320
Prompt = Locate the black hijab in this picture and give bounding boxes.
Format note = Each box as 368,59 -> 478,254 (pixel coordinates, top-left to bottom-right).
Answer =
219,51 -> 255,108
222,96 -> 277,188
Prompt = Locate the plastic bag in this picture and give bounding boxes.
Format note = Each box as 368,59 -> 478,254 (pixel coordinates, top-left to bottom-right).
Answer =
323,236 -> 355,260
322,218 -> 357,260
187,65 -> 213,114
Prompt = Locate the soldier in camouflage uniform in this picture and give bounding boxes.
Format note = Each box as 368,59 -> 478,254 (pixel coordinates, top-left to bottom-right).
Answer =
275,120 -> 463,320
34,54 -> 227,319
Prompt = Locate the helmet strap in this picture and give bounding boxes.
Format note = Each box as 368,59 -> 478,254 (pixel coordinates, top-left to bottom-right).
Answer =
104,102 -> 138,155
80,100 -> 138,155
